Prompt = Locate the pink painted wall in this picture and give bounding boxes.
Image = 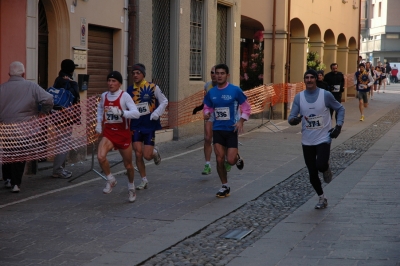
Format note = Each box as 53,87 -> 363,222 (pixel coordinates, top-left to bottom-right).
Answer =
0,0 -> 27,83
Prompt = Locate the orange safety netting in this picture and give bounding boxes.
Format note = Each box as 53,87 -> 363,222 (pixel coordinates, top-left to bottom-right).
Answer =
243,84 -> 272,114
344,73 -> 355,88
1,75 -> 354,163
0,96 -> 99,164
164,82 -> 307,129
163,90 -> 205,128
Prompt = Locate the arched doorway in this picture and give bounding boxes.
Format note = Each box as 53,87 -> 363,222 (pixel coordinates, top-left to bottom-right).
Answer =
240,15 -> 264,90
290,18 -> 307,82
308,24 -> 324,69
38,0 -> 70,88
38,0 -> 48,89
348,37 -> 358,73
323,29 -> 336,67
337,33 -> 348,74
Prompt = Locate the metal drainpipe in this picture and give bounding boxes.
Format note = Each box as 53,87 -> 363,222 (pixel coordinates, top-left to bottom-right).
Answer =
358,0 -> 361,67
128,0 -> 136,86
284,0 -> 291,119
270,0 -> 276,84
285,0 -> 291,84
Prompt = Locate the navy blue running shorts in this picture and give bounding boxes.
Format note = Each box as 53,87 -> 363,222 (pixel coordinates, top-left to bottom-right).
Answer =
131,130 -> 156,146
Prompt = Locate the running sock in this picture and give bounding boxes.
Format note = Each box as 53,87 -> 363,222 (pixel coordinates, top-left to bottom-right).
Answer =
142,177 -> 148,183
128,182 -> 135,190
222,183 -> 229,188
206,161 -> 210,165
319,194 -> 325,199
106,174 -> 115,181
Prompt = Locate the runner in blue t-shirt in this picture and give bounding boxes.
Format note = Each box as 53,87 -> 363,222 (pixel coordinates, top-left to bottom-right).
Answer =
203,64 -> 251,198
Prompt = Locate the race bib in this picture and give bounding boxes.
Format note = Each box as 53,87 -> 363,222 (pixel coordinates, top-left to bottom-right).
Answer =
333,85 -> 340,92
214,107 -> 230,120
105,106 -> 123,123
136,102 -> 150,116
358,84 -> 366,90
305,115 -> 323,130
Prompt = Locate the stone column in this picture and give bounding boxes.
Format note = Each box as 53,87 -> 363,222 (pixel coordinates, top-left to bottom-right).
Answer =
337,47 -> 349,74
348,49 -> 359,73
323,44 -> 338,69
263,30 -> 288,120
337,47 -> 349,102
263,30 -> 288,84
290,37 -> 308,83
347,49 -> 359,98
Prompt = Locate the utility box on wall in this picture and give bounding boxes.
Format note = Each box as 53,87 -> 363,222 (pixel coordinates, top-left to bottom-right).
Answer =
78,74 -> 89,91
72,47 -> 88,69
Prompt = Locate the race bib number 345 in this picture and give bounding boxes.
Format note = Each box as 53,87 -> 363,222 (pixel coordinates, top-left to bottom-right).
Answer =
215,107 -> 230,120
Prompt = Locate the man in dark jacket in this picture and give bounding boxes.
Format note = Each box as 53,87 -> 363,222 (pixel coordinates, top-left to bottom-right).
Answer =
316,70 -> 330,91
386,62 -> 391,85
51,59 -> 80,178
324,63 -> 345,122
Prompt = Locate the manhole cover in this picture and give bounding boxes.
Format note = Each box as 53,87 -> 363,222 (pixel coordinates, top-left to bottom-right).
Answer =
220,229 -> 253,240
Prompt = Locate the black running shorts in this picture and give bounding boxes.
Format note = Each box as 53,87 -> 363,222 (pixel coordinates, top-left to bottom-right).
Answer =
212,130 -> 238,148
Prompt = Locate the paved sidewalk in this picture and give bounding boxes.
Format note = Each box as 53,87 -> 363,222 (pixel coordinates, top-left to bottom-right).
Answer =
0,84 -> 400,265
228,113 -> 400,266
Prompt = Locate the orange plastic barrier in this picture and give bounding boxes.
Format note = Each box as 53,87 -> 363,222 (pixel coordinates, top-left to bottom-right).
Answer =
243,85 -> 271,114
0,96 -> 99,164
1,75 -> 353,164
344,73 -> 355,88
163,83 -> 307,129
163,90 -> 204,128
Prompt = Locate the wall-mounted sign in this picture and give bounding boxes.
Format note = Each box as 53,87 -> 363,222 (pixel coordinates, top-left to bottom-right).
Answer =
80,17 -> 87,46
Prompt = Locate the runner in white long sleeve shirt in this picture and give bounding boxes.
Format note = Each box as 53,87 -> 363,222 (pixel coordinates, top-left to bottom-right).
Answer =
95,71 -> 140,203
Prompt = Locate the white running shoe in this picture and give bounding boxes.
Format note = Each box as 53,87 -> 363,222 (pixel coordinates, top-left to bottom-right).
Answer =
136,181 -> 148,190
4,179 -> 11,188
52,169 -> 72,179
12,185 -> 20,193
153,146 -> 161,165
103,178 -> 117,194
315,197 -> 328,209
128,189 -> 136,202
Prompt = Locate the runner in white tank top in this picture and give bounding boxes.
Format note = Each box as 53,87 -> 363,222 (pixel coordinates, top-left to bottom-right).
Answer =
288,69 -> 345,210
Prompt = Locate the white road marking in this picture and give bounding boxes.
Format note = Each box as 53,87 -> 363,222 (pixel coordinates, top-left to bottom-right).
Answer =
0,120 -> 289,209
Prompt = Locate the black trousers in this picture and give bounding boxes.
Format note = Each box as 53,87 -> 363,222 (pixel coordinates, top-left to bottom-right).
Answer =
330,93 -> 342,122
2,161 -> 26,187
302,142 -> 330,196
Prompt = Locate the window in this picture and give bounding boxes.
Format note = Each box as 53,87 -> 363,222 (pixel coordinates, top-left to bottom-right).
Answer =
378,2 -> 381,17
190,0 -> 203,80
371,4 -> 374,19
152,0 -> 170,99
216,4 -> 228,65
386,34 -> 399,39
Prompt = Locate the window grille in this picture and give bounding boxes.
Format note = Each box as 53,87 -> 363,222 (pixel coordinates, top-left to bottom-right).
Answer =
216,4 -> 228,65
152,0 -> 170,99
190,0 -> 203,80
